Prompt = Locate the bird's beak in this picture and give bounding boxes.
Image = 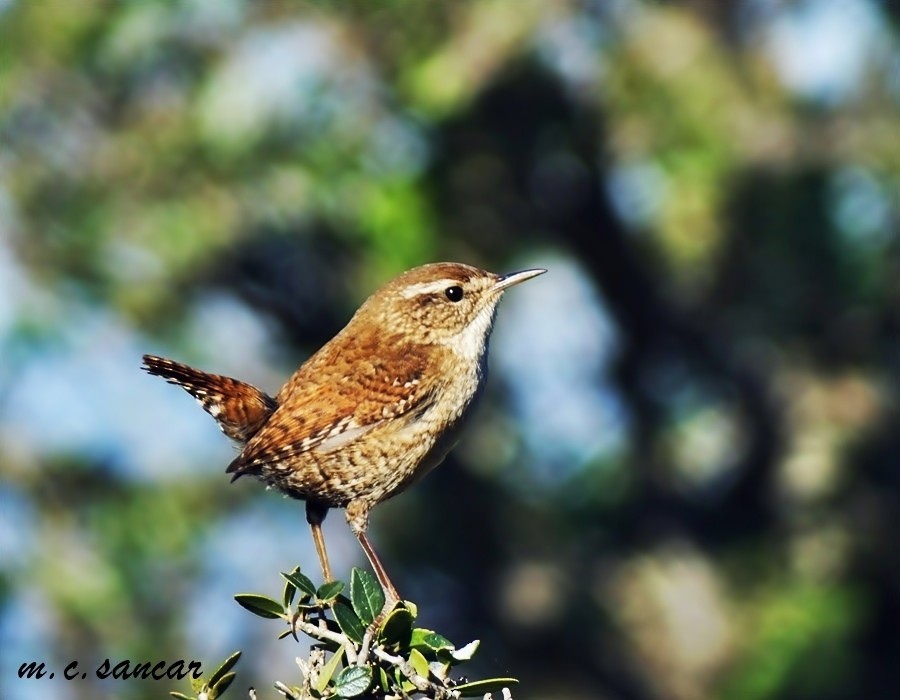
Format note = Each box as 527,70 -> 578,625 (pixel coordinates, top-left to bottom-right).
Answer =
493,268 -> 547,292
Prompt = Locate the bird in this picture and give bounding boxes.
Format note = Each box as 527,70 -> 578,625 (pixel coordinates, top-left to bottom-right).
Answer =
142,261 -> 545,610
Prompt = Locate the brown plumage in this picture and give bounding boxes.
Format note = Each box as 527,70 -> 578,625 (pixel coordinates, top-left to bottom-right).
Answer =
142,262 -> 545,609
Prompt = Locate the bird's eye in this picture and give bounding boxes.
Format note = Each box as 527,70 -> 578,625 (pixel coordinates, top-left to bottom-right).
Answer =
444,285 -> 464,302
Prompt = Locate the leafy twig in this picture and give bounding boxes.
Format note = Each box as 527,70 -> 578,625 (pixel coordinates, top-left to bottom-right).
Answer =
173,567 -> 517,700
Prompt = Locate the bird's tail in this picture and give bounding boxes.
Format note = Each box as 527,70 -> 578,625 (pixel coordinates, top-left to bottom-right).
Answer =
142,354 -> 277,443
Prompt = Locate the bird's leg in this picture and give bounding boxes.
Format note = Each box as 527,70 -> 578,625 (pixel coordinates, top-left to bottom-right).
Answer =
305,501 -> 333,582
346,500 -> 400,613
292,502 -> 335,640
356,529 -> 400,606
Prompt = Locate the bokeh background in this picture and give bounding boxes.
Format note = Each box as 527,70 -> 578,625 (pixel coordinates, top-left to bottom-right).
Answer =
1,1 -> 899,699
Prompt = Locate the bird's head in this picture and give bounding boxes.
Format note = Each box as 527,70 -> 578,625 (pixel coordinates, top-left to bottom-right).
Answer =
352,262 -> 546,359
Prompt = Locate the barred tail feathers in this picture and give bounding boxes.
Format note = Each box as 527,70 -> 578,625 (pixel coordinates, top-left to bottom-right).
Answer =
141,354 -> 277,443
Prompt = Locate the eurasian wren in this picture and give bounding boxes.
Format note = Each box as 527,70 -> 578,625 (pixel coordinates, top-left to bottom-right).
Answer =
143,262 -> 545,608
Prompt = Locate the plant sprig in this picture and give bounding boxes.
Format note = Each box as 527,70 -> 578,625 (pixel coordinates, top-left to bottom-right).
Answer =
171,567 -> 517,700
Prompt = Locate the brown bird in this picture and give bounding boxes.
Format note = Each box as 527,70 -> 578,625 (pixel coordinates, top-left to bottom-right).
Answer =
142,262 -> 545,609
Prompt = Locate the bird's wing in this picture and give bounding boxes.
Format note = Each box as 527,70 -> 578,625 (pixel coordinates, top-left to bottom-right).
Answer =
225,337 -> 439,478
142,355 -> 277,442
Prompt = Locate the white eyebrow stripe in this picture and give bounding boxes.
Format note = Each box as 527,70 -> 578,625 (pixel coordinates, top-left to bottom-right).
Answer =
399,279 -> 458,298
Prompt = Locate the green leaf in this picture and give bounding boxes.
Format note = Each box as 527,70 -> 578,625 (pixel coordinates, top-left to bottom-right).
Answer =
392,665 -> 414,693
378,666 -> 390,692
280,570 -> 317,598
424,632 -> 453,651
317,580 -> 345,601
333,601 -> 365,644
169,693 -> 193,700
410,628 -> 433,647
209,671 -> 236,699
207,650 -> 242,689
283,566 -> 302,607
453,677 -> 519,696
315,646 -> 344,693
333,665 -> 372,698
408,648 -> 430,679
190,673 -> 205,693
451,639 -> 480,662
350,568 -> 384,625
377,605 -> 414,648
234,594 -> 285,619
410,629 -> 454,653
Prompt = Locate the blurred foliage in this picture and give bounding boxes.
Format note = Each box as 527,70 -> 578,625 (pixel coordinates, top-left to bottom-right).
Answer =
1,1 -> 899,700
